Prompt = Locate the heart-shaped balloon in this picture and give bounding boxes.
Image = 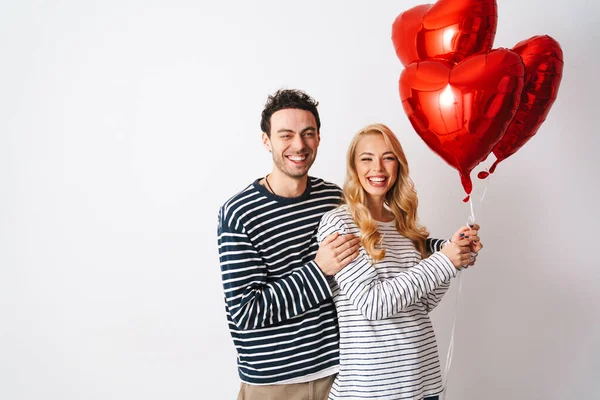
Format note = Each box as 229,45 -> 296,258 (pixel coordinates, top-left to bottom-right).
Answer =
487,35 -> 564,174
392,0 -> 498,66
399,48 -> 525,197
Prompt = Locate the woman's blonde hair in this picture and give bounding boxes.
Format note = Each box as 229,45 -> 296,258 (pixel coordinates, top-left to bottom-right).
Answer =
343,123 -> 429,261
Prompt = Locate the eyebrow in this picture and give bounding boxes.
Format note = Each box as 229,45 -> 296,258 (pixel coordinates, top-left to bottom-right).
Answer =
358,151 -> 395,156
276,127 -> 317,134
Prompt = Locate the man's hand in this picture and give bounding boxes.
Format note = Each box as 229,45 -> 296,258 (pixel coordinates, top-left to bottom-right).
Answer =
315,232 -> 360,276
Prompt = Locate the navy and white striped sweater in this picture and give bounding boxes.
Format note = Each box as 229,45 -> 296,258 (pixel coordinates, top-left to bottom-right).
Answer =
218,177 -> 343,384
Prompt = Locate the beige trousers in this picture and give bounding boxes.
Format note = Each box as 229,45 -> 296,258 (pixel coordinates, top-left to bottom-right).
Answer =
237,374 -> 336,400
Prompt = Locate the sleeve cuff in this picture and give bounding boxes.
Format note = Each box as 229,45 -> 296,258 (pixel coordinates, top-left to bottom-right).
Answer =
306,260 -> 333,299
430,251 -> 458,280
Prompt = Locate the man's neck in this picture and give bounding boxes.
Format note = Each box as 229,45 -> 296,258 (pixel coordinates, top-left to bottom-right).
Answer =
265,171 -> 308,198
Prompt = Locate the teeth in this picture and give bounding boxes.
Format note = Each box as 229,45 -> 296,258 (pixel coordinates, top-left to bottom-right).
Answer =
288,155 -> 306,161
368,177 -> 386,182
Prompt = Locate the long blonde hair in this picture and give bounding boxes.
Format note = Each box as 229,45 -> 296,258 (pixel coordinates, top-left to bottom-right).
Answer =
343,123 -> 429,261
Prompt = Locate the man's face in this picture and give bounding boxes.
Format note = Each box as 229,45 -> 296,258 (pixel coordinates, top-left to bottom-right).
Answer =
262,109 -> 320,179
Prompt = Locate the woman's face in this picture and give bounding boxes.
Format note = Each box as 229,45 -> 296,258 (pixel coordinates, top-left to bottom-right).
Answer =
354,134 -> 399,202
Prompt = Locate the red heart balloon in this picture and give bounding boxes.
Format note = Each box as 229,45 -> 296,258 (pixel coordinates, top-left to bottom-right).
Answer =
392,0 -> 498,66
399,48 -> 525,197
487,35 -> 564,174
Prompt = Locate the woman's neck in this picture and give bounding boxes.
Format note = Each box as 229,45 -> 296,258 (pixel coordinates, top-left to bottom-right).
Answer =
366,196 -> 394,222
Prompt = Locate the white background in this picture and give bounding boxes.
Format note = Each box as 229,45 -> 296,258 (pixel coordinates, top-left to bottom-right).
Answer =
1,1 -> 598,399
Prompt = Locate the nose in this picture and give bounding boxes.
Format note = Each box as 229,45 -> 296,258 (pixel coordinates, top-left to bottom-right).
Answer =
291,134 -> 305,151
373,157 -> 383,172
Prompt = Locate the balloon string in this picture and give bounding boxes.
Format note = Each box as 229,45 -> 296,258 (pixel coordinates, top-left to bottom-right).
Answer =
467,176 -> 489,225
468,196 -> 476,226
442,272 -> 462,398
442,169 -> 490,399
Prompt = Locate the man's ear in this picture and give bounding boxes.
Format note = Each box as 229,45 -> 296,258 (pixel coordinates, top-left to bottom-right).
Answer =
261,132 -> 271,152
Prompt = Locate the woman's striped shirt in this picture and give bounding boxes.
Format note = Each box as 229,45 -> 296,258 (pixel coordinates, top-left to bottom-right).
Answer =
317,205 -> 457,400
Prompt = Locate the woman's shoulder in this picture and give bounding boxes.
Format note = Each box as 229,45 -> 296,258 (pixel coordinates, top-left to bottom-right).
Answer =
322,204 -> 351,220
321,204 -> 357,230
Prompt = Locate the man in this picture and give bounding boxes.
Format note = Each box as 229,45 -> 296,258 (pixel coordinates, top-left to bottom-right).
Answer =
217,89 -> 360,400
217,89 -> 476,399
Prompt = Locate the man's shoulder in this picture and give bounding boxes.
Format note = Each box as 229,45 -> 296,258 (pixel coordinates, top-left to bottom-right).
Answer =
220,180 -> 258,204
218,180 -> 262,223
309,176 -> 343,196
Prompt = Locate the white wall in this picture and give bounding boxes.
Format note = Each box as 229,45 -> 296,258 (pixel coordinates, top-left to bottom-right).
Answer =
1,1 -> 598,399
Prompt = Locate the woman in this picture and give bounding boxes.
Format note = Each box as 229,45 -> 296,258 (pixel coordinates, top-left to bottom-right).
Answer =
317,124 -> 482,400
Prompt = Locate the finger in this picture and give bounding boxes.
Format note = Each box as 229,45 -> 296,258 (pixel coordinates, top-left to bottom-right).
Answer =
335,237 -> 360,255
339,249 -> 360,267
466,235 -> 480,242
455,226 -> 470,239
458,226 -> 471,234
321,232 -> 339,245
471,241 -> 483,252
469,224 -> 480,231
454,238 -> 471,247
332,233 -> 358,247
347,238 -> 361,253
469,253 -> 478,265
338,245 -> 359,263
453,246 -> 470,258
462,229 -> 478,238
460,248 -> 472,257
465,229 -> 478,237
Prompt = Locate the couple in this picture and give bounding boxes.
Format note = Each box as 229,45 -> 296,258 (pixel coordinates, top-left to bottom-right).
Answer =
217,89 -> 483,400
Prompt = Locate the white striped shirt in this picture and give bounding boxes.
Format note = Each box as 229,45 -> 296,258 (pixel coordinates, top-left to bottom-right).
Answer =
318,206 -> 456,400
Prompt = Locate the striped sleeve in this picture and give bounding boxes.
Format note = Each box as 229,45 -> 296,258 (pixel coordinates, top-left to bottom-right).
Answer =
426,237 -> 447,255
422,280 -> 451,312
218,208 -> 332,330
318,212 -> 457,321
422,237 -> 452,312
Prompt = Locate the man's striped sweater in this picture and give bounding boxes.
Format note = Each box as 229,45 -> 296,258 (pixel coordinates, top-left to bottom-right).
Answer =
218,177 -> 343,384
